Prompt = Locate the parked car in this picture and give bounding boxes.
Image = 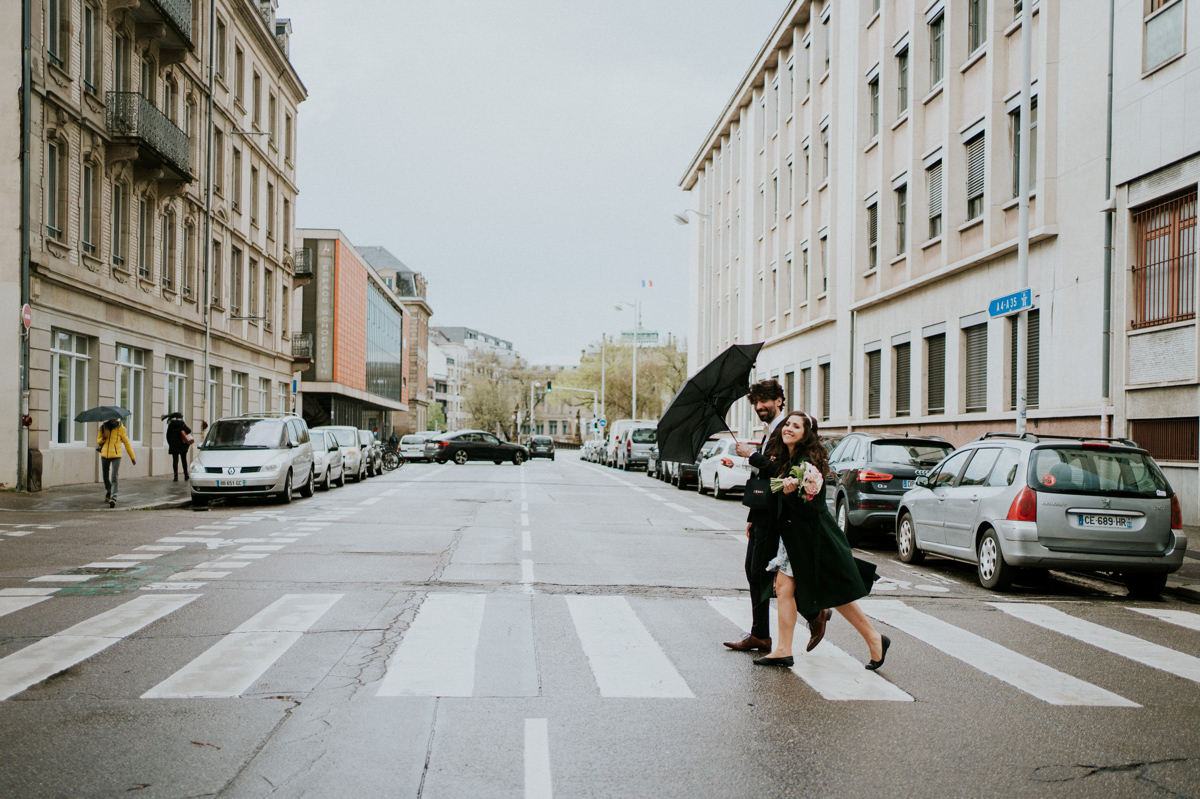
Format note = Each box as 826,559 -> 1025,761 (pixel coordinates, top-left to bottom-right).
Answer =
895,433 -> 1187,597
358,429 -> 382,477
429,430 -> 528,465
400,433 -> 435,462
529,435 -> 556,460
190,414 -> 315,505
825,433 -> 955,545
616,426 -> 657,470
646,445 -> 660,478
696,438 -> 751,499
582,440 -> 603,462
604,419 -> 656,467
675,438 -> 722,490
310,429 -> 345,490
312,426 -> 368,481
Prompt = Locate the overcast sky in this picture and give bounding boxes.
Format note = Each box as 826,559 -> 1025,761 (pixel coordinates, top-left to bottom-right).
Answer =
287,0 -> 785,365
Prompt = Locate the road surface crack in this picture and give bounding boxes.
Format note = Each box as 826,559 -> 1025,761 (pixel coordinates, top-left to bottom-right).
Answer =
1034,757 -> 1198,796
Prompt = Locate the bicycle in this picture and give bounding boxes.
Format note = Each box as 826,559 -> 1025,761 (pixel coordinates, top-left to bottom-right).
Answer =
382,442 -> 404,472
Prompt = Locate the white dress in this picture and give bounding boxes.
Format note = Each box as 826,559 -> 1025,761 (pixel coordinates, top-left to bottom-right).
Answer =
766,539 -> 792,577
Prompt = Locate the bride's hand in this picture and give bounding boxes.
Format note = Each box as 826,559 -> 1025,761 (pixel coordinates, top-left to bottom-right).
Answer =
781,476 -> 799,494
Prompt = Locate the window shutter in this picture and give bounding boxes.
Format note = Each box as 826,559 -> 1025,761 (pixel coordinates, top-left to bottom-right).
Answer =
927,333 -> 945,413
928,163 -> 942,218
964,323 -> 988,412
1009,310 -> 1040,410
868,204 -> 878,245
821,363 -> 831,421
785,371 -> 795,413
867,350 -> 881,418
895,342 -> 911,416
966,134 -> 986,201
802,367 -> 813,412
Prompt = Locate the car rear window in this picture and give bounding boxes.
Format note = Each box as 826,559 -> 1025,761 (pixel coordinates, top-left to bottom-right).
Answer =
204,419 -> 286,449
325,428 -> 357,447
532,436 -> 552,443
871,442 -> 953,467
632,429 -> 657,443
401,435 -> 425,444
1028,447 -> 1170,498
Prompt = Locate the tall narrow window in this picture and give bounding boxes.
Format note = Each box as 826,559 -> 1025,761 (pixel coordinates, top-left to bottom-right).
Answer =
115,345 -> 145,442
114,33 -> 130,91
137,198 -> 151,279
140,57 -> 155,105
929,13 -> 945,87
1132,190 -> 1196,327
868,77 -> 880,138
231,148 -> 242,210
1145,0 -> 1185,71
213,129 -> 224,194
773,175 -> 779,223
785,372 -> 795,413
231,372 -> 247,416
278,382 -> 289,414
248,258 -> 259,320
969,0 -> 988,54
773,79 -> 780,133
821,126 -> 830,179
823,15 -> 831,73
112,182 -> 127,267
164,78 -> 177,124
786,253 -> 793,311
51,331 -> 90,444
231,246 -> 242,315
1009,309 -> 1040,409
165,356 -> 188,416
46,0 -> 65,65
264,268 -> 274,330
208,366 -> 222,418
211,241 -> 222,307
82,163 -> 97,253
259,378 -> 270,412
966,134 -> 986,220
803,144 -> 810,193
928,161 -> 943,238
759,95 -> 767,150
786,160 -> 793,211
252,71 -> 262,127
802,248 -> 810,301
787,57 -> 794,112
285,114 -> 293,162
234,46 -> 245,103
894,342 -> 911,417
964,323 -> 988,412
266,183 -> 274,238
820,362 -> 831,421
820,235 -> 828,293
867,203 -> 879,271
866,350 -> 881,419
161,210 -> 175,289
804,38 -> 812,94
215,19 -> 226,78
182,224 -> 195,297
896,185 -> 908,254
927,333 -> 946,414
897,47 -> 909,114
83,4 -> 99,94
269,92 -> 278,143
801,366 -> 813,412
45,140 -> 64,240
250,166 -> 259,226
1011,98 -> 1038,197
283,198 -> 291,251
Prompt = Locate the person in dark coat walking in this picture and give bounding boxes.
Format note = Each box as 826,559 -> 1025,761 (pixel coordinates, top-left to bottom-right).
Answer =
164,413 -> 192,481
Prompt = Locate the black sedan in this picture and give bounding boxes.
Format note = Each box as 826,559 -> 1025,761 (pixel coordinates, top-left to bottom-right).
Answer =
528,435 -> 556,460
824,433 -> 954,545
429,430 -> 528,465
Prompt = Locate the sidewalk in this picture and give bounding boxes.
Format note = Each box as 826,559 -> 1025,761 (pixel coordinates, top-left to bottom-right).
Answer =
0,476 -> 192,513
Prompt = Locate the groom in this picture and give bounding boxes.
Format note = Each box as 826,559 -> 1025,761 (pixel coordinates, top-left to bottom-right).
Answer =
723,379 -> 830,654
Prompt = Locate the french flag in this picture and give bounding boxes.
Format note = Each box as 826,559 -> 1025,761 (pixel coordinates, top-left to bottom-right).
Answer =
641,280 -> 653,287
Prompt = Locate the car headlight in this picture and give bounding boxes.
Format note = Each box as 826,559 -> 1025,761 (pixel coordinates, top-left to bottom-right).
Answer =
190,461 -> 204,473
260,459 -> 283,474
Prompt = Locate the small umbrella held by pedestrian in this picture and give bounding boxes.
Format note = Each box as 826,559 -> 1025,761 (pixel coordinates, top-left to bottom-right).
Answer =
656,342 -> 763,465
74,406 -> 132,423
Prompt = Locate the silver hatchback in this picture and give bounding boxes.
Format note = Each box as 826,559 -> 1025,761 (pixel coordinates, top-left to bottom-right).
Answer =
895,433 -> 1187,597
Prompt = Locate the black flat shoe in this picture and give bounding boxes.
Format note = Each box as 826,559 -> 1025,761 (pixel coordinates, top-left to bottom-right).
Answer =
753,655 -> 794,667
865,635 -> 890,671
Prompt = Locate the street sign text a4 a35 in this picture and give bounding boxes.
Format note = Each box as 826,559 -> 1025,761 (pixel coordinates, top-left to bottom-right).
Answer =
989,288 -> 1036,318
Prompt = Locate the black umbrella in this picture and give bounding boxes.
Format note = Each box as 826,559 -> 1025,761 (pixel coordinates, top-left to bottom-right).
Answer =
656,343 -> 763,464
74,406 -> 131,423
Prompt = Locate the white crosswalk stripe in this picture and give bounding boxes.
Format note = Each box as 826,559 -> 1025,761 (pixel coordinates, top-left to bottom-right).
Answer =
0,596 -> 51,619
993,602 -> 1200,684
143,594 -> 343,699
378,593 -> 488,697
861,599 -> 1138,706
566,595 -> 693,699
1128,607 -> 1200,632
0,595 -> 199,701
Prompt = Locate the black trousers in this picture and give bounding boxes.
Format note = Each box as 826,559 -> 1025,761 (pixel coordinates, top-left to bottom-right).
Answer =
171,451 -> 188,477
746,522 -> 819,640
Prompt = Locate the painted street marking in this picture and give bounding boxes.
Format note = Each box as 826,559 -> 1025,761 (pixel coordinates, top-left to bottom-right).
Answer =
83,562 -> 139,570
142,583 -> 205,591
664,503 -> 691,514
994,603 -> 1200,684
522,530 -> 532,551
137,545 -> 184,552
525,718 -> 553,799
521,502 -> 529,512
646,494 -> 668,502
521,559 -> 535,594
689,515 -> 725,529
238,545 -> 284,552
0,596 -> 51,619
378,593 -> 487,697
167,571 -> 231,581
360,497 -> 382,506
143,594 -> 343,699
267,538 -> 299,543
565,596 -> 694,699
29,575 -> 94,583
0,588 -> 58,597
196,561 -> 252,569
0,594 -> 198,700
158,537 -> 223,544
706,597 -> 911,702
229,553 -> 269,559
861,600 -> 1137,706
109,554 -> 162,561
521,513 -> 530,527
1129,607 -> 1200,632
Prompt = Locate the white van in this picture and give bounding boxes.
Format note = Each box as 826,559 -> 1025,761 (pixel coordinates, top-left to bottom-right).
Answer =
604,419 -> 657,467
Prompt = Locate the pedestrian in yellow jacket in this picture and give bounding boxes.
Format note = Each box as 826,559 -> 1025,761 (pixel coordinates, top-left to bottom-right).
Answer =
97,419 -> 135,508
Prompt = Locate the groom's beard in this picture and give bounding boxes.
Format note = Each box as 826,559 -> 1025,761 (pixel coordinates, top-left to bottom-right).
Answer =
756,406 -> 777,423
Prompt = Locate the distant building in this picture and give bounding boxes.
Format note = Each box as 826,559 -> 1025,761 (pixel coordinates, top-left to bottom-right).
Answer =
428,339 -> 450,431
431,329 -> 469,430
294,229 -> 407,433
434,326 -> 515,358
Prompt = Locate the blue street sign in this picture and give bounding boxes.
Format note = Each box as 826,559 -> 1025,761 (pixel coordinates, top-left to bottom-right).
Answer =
989,287 -> 1035,318
598,419 -> 607,428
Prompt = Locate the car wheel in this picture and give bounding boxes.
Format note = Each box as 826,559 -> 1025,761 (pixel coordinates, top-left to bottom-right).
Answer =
1123,572 -> 1168,599
453,450 -> 469,465
677,473 -> 689,490
895,512 -> 925,564
335,468 -> 345,488
512,451 -> 526,465
278,470 -> 293,504
299,468 -> 315,498
714,476 -> 729,500
191,493 -> 208,507
836,499 -> 863,547
977,528 -> 1013,590
697,472 -> 708,495
320,468 -> 330,491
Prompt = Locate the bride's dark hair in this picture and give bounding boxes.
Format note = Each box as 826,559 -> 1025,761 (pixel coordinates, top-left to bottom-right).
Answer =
762,411 -> 829,477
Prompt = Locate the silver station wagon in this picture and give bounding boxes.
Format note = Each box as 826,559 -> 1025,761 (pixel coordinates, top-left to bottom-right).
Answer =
895,433 -> 1187,598
190,414 -> 316,506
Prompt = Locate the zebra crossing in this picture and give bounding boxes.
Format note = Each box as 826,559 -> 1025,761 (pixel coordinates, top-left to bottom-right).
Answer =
0,591 -> 1198,706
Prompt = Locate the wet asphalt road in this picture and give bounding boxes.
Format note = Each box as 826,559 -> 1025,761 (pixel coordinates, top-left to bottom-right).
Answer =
1,453 -> 1199,798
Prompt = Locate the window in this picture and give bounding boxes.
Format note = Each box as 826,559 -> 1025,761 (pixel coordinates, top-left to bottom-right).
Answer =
140,56 -> 156,104
115,345 -> 145,442
804,38 -> 812,94
988,447 -> 1022,485
46,0 -> 66,65
285,114 -> 293,162
211,241 -> 222,307
894,342 -> 911,416
161,209 -> 175,289
231,372 -> 247,416
773,79 -> 780,132
801,366 -> 812,411
258,377 -> 270,412
215,19 -> 226,78
264,268 -> 273,330
231,246 -> 242,315
82,163 -> 98,254
897,47 -> 909,114
208,366 -> 222,418
252,71 -> 262,128
549,421 -> 558,435
112,182 -> 128,267
45,140 -> 65,240
964,323 -> 988,412
278,381 -> 290,414
234,45 -> 244,103
269,93 -> 277,144
231,148 -> 242,210
137,197 -> 151,279
820,236 -> 828,293
930,449 -> 972,487
248,258 -> 259,320
820,362 -> 831,421
868,76 -> 880,138
182,223 -> 195,297
283,198 -> 290,251
866,350 -> 881,418
250,166 -> 259,226
759,95 -> 766,150
823,14 -> 831,73
266,183 -> 274,238
83,4 -> 100,93
802,248 -> 809,301
1009,309 -> 1040,409
929,13 -> 945,87
927,161 -> 943,238
1145,0 -> 1185,71
787,56 -> 794,112
927,333 -> 946,414
966,134 -> 986,220
867,203 -> 878,271
213,128 -> 224,194
969,0 -> 987,54
51,331 -> 89,444
961,448 -> 1001,487
166,356 -> 188,416
1133,190 -> 1197,327
114,33 -> 130,91
1011,98 -> 1038,197
786,253 -> 793,310
896,185 -> 908,254
773,174 -> 779,222
281,279 -> 289,333
165,78 -> 178,124
803,143 -> 810,194
821,126 -> 830,179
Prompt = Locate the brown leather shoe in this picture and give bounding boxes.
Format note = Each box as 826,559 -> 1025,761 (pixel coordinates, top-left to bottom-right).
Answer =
724,634 -> 772,652
806,609 -> 832,652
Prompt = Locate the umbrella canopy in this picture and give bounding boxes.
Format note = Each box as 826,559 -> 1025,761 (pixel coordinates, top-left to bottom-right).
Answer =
656,343 -> 763,465
73,406 -> 131,424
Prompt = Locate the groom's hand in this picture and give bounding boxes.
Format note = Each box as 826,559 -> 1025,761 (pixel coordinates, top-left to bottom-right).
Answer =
735,442 -> 755,458
745,523 -> 752,539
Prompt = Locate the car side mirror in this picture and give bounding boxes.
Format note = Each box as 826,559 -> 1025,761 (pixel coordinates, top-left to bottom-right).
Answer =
330,444 -> 338,452
914,476 -> 929,488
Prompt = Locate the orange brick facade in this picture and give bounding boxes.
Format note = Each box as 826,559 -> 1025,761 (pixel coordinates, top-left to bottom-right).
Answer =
333,240 -> 368,391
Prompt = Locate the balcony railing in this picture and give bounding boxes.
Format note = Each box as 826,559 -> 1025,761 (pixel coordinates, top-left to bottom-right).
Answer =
291,332 -> 313,359
106,92 -> 191,178
147,0 -> 192,45
294,248 -> 312,277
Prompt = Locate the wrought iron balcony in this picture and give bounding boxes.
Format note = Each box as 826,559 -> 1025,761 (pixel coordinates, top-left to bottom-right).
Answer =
291,332 -> 314,360
127,0 -> 193,50
106,92 -> 192,180
294,248 -> 313,277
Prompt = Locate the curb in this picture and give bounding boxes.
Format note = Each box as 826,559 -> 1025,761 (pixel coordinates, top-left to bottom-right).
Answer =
1165,583 -> 1200,602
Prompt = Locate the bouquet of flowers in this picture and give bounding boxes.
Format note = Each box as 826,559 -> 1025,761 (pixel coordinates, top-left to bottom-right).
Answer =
770,461 -> 824,501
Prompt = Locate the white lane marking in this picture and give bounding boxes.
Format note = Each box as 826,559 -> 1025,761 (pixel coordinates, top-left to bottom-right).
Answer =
267,537 -> 299,543
228,553 -> 269,559
631,487 -> 647,493
522,530 -> 532,552
360,497 -> 382,506
0,594 -> 199,700
377,593 -> 487,697
689,515 -> 726,529
137,545 -> 184,552
110,554 -> 161,561
29,575 -> 94,583
704,597 -> 911,702
143,594 -> 343,699
239,545 -> 284,552
994,603 -> 1200,684
142,582 -> 206,590
860,600 -> 1137,706
1129,607 -> 1200,632
565,596 -> 694,699
83,562 -> 139,569
196,561 -> 252,569
158,537 -> 220,543
664,503 -> 691,514
521,513 -> 530,527
0,588 -> 57,596
521,502 -> 529,512
167,571 -> 231,580
524,718 -> 553,799
0,596 -> 51,619
646,495 -> 668,502
521,559 -> 536,594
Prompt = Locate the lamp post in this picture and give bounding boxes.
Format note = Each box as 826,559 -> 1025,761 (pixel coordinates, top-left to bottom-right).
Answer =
530,380 -> 540,437
615,301 -> 640,420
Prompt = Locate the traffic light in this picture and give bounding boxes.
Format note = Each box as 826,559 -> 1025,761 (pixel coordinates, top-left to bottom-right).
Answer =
546,381 -> 552,393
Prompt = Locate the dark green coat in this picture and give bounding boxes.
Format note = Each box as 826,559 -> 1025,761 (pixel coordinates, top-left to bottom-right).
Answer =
764,486 -> 878,617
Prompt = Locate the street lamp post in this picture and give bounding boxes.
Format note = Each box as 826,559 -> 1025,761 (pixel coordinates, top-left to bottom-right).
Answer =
530,381 -> 540,437
616,301 -> 641,420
